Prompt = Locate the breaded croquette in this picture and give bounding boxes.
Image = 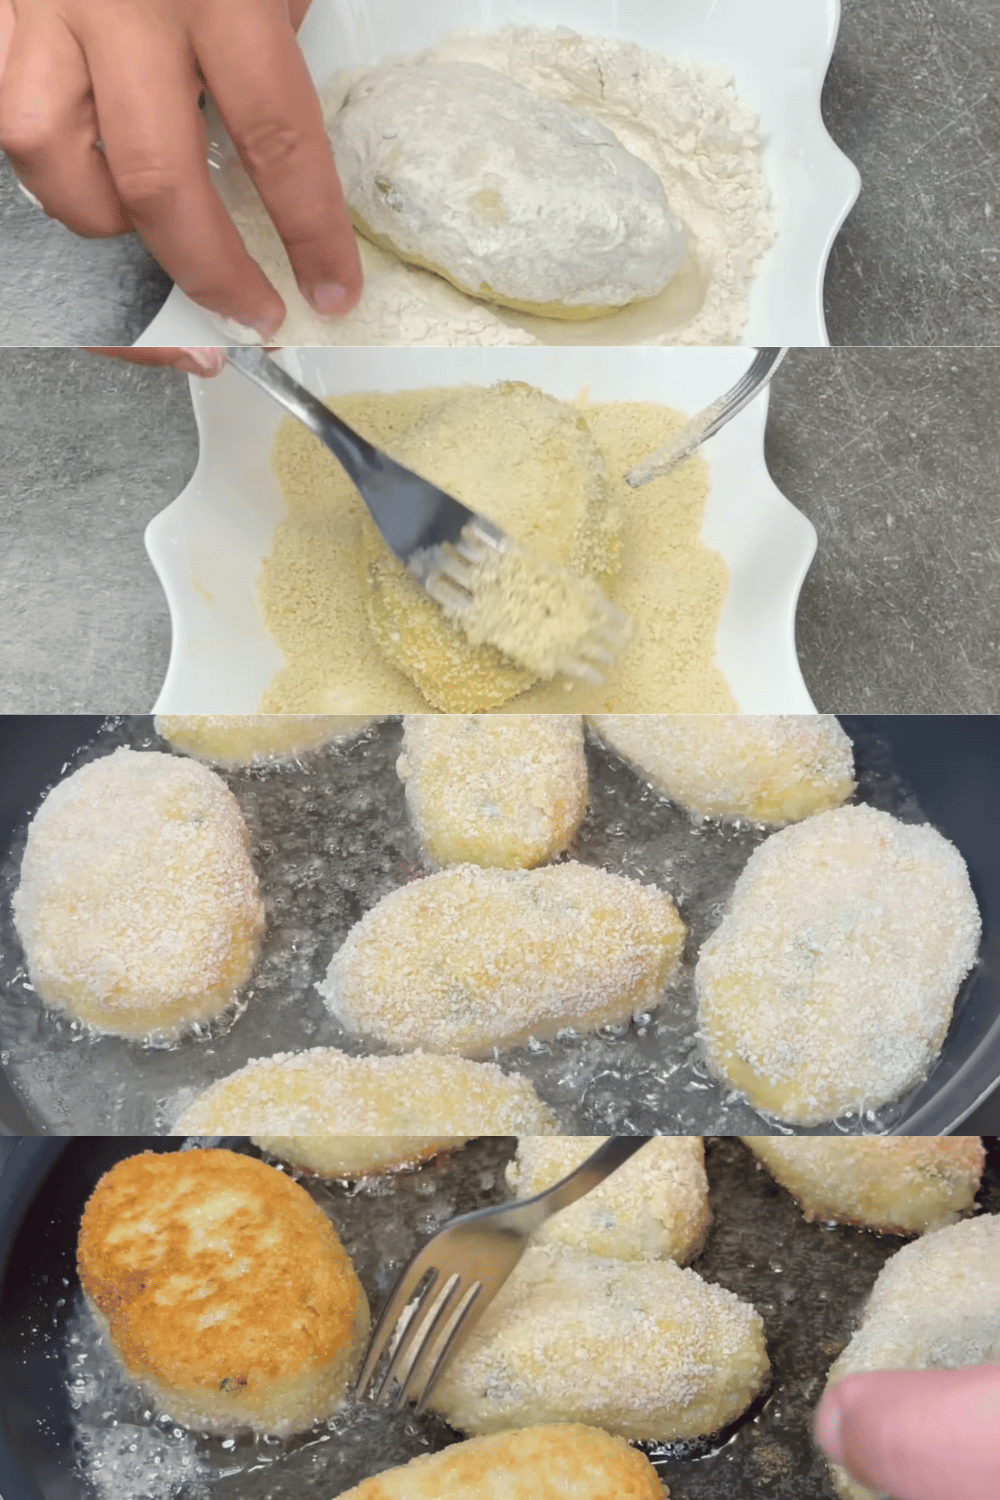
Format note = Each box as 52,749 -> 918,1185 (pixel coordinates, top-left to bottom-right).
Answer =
823,1213 -> 1000,1500
361,383 -> 620,713
696,804 -> 980,1124
332,1424 -> 667,1499
587,714 -> 855,825
77,1148 -> 369,1434
397,714 -> 587,868
320,861 -> 686,1055
155,714 -> 374,767
13,748 -> 264,1038
171,1048 -> 558,1175
743,1136 -> 985,1235
430,1243 -> 769,1441
507,1136 -> 710,1262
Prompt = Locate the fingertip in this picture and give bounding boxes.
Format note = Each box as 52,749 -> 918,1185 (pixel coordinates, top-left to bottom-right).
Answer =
814,1385 -> 846,1466
178,346 -> 227,376
306,278 -> 362,318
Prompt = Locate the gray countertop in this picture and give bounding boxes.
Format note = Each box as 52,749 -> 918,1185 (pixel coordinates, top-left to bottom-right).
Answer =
2,344 -> 998,715
1,0 -> 999,348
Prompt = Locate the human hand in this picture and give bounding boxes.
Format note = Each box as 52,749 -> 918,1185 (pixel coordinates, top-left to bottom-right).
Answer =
0,0 -> 361,338
815,1367 -> 1000,1500
87,346 -> 228,377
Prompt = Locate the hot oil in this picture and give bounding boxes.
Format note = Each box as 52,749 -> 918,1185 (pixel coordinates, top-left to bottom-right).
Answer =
0,717 -> 962,1133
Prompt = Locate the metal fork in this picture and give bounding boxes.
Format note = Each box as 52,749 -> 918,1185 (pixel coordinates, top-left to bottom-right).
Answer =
226,348 -> 630,684
626,346 -> 789,487
354,1137 -> 649,1415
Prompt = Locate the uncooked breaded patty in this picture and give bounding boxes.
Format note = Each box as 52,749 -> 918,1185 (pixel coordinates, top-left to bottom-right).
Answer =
430,1243 -> 769,1441
319,861 -> 686,1055
155,714 -> 374,767
587,714 -> 855,825
507,1136 -> 709,1263
334,1423 -> 667,1499
361,383 -> 619,713
12,748 -> 265,1038
397,714 -> 587,868
77,1148 -> 369,1435
696,804 -> 981,1125
823,1213 -> 1000,1500
171,1047 -> 558,1176
743,1136 -> 985,1235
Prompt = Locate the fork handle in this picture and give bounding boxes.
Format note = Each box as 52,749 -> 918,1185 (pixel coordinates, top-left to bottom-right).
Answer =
511,1137 -> 651,1234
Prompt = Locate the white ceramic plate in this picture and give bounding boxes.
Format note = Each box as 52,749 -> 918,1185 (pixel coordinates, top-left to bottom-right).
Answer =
145,346 -> 817,713
137,0 -> 858,349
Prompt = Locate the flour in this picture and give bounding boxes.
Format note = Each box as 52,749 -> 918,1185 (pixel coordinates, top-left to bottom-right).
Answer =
213,25 -> 773,347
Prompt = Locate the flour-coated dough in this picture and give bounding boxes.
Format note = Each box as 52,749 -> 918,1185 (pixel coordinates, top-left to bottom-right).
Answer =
330,60 -> 687,317
155,714 -> 373,767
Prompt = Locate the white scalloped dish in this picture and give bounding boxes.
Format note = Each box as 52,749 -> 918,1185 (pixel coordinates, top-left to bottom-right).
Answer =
137,0 -> 859,350
146,346 -> 817,714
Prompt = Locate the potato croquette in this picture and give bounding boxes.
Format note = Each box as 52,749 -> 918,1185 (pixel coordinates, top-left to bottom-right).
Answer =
361,383 -> 620,713
587,714 -> 855,824
77,1149 -> 369,1435
12,749 -> 265,1038
507,1136 -> 709,1263
823,1213 -> 1000,1500
319,862 -> 686,1055
171,1047 -> 558,1176
155,714 -> 374,767
696,804 -> 981,1125
333,1424 -> 667,1500
430,1244 -> 769,1441
743,1136 -> 985,1236
397,714 -> 588,868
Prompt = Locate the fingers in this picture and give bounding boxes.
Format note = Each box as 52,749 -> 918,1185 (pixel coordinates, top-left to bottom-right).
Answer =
87,345 -> 228,376
287,0 -> 314,32
816,1368 -> 1000,1500
79,4 -> 286,337
0,12 -> 128,236
194,0 -> 362,317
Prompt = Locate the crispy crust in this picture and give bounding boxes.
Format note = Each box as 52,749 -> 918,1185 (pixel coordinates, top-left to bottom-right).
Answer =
77,1149 -> 368,1433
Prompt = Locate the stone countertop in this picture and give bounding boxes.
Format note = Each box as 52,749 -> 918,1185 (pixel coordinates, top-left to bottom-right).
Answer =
2,345 -> 998,715
1,0 -> 998,347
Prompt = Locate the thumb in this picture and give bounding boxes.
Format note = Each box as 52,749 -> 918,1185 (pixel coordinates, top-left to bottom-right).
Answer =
816,1367 -> 1000,1500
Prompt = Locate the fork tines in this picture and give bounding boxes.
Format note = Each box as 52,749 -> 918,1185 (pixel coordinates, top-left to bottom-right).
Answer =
356,1266 -> 484,1415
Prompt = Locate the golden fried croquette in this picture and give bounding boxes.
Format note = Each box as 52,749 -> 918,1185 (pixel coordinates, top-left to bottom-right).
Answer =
430,1244 -> 769,1441
319,862 -> 686,1055
823,1213 -> 1000,1500
587,714 -> 855,825
155,714 -> 373,767
361,383 -> 619,713
743,1136 -> 985,1235
172,1048 -> 557,1175
696,805 -> 981,1124
397,714 -> 587,868
507,1136 -> 709,1262
13,748 -> 264,1038
333,1424 -> 666,1499
77,1148 -> 369,1435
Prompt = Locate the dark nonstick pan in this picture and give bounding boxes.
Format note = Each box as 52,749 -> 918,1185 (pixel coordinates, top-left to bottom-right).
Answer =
0,716 -> 998,1134
0,1136 -> 998,1500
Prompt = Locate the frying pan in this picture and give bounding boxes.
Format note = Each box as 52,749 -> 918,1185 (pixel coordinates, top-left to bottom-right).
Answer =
0,716 -> 998,1133
0,1135 -> 998,1500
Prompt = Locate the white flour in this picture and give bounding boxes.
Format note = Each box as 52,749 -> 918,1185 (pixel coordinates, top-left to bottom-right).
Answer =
214,25 -> 773,346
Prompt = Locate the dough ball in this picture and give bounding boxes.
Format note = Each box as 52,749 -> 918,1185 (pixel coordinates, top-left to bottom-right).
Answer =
334,1424 -> 667,1500
823,1213 -> 1000,1500
330,60 -> 687,317
587,714 -> 855,824
397,714 -> 587,868
320,861 -> 686,1055
171,1047 -> 558,1175
743,1136 -> 985,1235
361,382 -> 619,712
77,1149 -> 369,1435
695,804 -> 981,1124
430,1244 -> 769,1442
507,1136 -> 709,1263
12,748 -> 265,1038
155,714 -> 374,767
